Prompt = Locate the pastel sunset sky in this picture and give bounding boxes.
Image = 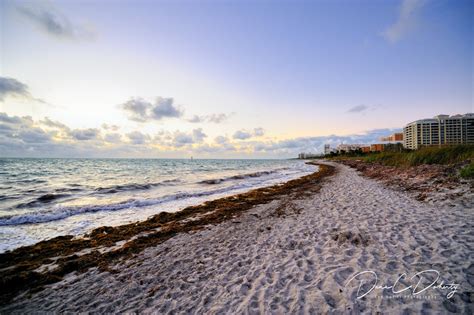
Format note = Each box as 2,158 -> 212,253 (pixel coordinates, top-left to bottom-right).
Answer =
0,0 -> 472,158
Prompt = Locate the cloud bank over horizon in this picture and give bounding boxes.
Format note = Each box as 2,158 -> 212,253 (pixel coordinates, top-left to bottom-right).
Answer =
0,112 -> 400,158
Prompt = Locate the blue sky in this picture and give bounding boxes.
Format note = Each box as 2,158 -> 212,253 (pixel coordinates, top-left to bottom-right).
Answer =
0,0 -> 472,158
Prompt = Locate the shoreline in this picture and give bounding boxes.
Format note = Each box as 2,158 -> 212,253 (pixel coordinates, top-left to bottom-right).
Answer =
0,163 -> 336,305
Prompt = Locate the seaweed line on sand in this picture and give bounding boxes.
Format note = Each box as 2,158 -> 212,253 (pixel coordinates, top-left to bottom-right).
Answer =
0,163 -> 336,305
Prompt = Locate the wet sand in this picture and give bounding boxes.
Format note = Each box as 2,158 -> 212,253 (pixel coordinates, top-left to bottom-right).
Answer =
1,162 -> 473,313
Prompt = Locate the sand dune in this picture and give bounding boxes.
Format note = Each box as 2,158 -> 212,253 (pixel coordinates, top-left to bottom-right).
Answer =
2,162 -> 473,313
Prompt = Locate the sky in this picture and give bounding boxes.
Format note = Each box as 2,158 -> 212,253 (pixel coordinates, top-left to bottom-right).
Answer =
0,0 -> 472,158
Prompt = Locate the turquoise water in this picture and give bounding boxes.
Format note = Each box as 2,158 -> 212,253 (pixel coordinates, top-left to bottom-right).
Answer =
0,158 -> 316,252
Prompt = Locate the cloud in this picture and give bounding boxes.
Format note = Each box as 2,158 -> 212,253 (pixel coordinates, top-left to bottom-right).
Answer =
40,117 -> 70,130
207,113 -> 229,123
70,128 -> 100,141
101,123 -> 120,131
172,128 -> 207,147
214,135 -> 228,144
104,133 -> 122,143
172,132 -> 194,147
0,112 -> 26,124
192,128 -> 207,142
0,112 -> 402,158
120,97 -> 183,122
253,128 -> 265,137
187,113 -> 231,124
0,77 -> 47,104
233,130 -> 252,140
0,77 -> 31,102
16,1 -> 95,40
0,113 -> 60,156
151,97 -> 183,120
347,104 -> 369,113
120,98 -> 150,122
126,131 -> 149,145
382,0 -> 426,43
187,115 -> 203,123
233,128 -> 265,140
18,128 -> 51,143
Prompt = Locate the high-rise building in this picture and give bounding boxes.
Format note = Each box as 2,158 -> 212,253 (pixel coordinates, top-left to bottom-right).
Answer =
403,113 -> 474,149
324,144 -> 331,155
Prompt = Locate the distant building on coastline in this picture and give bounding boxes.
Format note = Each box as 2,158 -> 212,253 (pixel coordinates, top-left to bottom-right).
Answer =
336,144 -> 365,152
403,113 -> 474,150
380,132 -> 403,142
324,144 -> 331,155
298,152 -> 320,159
333,142 -> 400,154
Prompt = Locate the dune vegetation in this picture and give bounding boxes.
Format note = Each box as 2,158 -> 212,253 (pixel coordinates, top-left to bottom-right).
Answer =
328,145 -> 474,167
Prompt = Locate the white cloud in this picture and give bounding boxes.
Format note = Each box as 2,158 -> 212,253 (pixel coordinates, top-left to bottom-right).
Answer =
192,128 -> 207,142
187,113 -> 231,124
207,113 -> 229,123
151,97 -> 183,120
233,128 -> 265,140
347,104 -> 369,113
0,77 -> 45,104
214,135 -> 228,144
16,1 -> 95,40
172,132 -> 194,147
233,130 -> 252,140
104,133 -> 122,143
101,123 -> 120,131
253,128 -> 265,137
126,131 -> 150,145
70,128 -> 100,141
382,0 -> 426,43
172,128 -> 207,147
187,115 -> 202,123
120,97 -> 183,122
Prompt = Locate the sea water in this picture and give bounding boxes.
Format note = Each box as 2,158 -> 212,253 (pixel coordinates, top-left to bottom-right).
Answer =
0,158 -> 316,252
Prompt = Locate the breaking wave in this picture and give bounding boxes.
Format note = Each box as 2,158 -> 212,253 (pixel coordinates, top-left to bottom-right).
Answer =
0,183 -> 248,226
199,170 -> 281,185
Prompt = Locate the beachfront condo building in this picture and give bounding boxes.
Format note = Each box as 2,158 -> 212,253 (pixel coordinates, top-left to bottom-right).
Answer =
380,132 -> 403,142
403,113 -> 474,150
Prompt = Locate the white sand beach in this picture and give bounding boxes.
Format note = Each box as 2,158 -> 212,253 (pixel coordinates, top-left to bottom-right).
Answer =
2,162 -> 473,313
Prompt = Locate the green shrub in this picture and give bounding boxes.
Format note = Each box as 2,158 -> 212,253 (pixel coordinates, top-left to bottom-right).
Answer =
361,145 -> 474,167
460,162 -> 474,179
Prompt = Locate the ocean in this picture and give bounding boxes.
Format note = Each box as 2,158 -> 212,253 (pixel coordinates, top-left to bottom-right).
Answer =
0,158 -> 316,252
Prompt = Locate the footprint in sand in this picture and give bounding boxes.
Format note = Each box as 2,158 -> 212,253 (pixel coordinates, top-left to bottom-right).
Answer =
440,249 -> 456,258
385,261 -> 398,272
333,266 -> 354,287
402,253 -> 416,264
323,292 -> 337,308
